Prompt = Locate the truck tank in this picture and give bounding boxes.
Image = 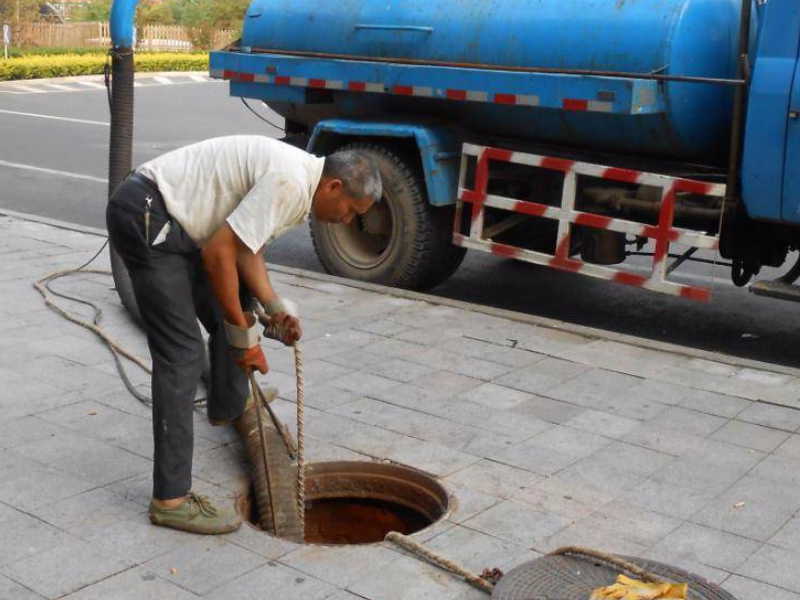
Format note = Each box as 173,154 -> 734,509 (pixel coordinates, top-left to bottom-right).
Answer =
240,0 -> 746,163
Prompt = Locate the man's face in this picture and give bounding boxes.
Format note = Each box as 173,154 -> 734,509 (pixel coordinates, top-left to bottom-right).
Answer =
312,178 -> 376,225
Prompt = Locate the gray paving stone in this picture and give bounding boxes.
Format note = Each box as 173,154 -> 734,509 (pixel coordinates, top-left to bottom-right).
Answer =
485,441 -> 579,477
327,371 -> 402,396
226,523 -> 300,560
563,409 -> 642,439
511,326 -> 591,357
545,368 -> 641,409
558,340 -> 684,377
444,483 -> 501,524
748,454 -> 800,487
462,499 -> 571,546
444,460 -> 541,499
13,430 -> 152,487
204,561 -> 336,600
770,517 -> 800,553
555,456 -> 646,498
626,379 -> 694,406
0,450 -> 95,512
591,500 -> 683,547
365,357 -> 437,383
0,415 -> 65,450
382,437 -> 482,477
722,575 -> 800,600
775,434 -> 800,460
691,475 -> 800,541
0,574 -> 44,600
362,338 -> 428,360
539,517 -> 649,557
457,383 -> 535,410
506,394 -> 585,425
425,524 -> 534,573
354,318 -> 412,337
405,347 -> 513,381
711,419 -> 791,453
393,325 -> 466,346
583,441 -> 674,476
642,545 -> 730,584
618,476 -> 718,520
1,536 -> 133,599
739,545 -> 800,594
678,388 -> 751,418
348,553 -> 485,600
33,487 -> 142,534
737,402 -> 800,432
646,405 -> 728,437
59,566 -> 198,600
437,336 -> 546,369
646,522 -> 761,572
142,537 -> 266,596
281,543 -> 400,588
512,478 -> 598,521
0,509 -> 73,567
411,370 -> 484,395
526,425 -> 613,458
36,400 -> 156,459
493,358 -> 589,395
80,515 -> 194,564
0,380 -> 81,419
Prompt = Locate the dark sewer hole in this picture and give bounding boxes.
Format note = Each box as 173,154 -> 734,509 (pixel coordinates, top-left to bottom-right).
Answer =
241,461 -> 450,545
246,494 -> 432,544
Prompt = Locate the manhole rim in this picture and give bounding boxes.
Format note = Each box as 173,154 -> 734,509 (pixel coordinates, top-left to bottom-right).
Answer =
236,459 -> 456,546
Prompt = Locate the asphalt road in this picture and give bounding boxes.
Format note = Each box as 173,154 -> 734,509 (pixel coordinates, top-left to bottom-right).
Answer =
2,77 -> 799,368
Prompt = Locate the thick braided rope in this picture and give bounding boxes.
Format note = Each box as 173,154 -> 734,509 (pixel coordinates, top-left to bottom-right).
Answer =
293,342 -> 305,527
550,546 -> 666,584
385,532 -> 494,594
35,269 -> 151,373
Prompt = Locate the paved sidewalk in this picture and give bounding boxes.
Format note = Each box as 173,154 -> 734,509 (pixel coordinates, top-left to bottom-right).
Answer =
2,213 -> 800,600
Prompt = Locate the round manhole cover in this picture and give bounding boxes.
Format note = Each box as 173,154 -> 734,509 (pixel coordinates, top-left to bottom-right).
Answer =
239,460 -> 450,545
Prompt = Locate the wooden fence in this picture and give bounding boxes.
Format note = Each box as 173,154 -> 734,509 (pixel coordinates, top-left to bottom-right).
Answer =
13,23 -> 237,51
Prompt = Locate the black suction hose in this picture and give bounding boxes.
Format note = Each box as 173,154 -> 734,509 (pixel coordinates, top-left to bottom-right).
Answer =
107,46 -> 142,323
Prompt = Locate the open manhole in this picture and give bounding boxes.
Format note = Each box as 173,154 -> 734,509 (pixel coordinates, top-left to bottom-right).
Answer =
239,460 -> 450,544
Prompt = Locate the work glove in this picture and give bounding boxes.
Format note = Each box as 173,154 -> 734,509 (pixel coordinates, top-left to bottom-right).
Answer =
260,298 -> 302,346
590,574 -> 687,600
236,344 -> 268,374
269,312 -> 302,346
223,312 -> 269,374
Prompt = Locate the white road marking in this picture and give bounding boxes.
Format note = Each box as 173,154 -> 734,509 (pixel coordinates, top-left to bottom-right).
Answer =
3,84 -> 46,94
153,76 -> 173,85
43,83 -> 75,92
0,160 -> 107,183
190,74 -> 207,82
0,108 -> 108,126
77,81 -> 107,89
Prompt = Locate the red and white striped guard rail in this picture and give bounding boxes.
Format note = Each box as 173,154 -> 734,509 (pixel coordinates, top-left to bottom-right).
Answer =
453,143 -> 726,302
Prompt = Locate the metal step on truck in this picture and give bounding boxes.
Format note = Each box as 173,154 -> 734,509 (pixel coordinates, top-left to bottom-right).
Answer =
208,0 -> 800,304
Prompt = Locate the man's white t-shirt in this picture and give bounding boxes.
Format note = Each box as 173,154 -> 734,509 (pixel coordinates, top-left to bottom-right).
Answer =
137,135 -> 325,253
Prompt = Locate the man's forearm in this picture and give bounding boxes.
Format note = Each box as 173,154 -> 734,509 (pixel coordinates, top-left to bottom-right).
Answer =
201,247 -> 249,327
236,249 -> 279,309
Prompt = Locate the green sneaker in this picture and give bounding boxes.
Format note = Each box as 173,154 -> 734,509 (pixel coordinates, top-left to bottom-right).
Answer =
149,492 -> 242,535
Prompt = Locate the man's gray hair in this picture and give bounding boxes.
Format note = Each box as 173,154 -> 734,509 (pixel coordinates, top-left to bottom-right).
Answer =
323,150 -> 383,201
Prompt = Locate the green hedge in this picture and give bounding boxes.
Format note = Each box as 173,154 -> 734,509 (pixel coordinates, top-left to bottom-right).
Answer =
0,52 -> 209,81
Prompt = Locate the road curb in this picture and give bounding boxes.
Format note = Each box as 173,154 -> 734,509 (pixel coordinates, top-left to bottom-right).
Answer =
3,206 -> 799,379
0,71 -> 214,87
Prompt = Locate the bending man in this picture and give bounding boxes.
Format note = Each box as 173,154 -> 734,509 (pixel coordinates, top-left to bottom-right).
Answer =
106,135 -> 381,534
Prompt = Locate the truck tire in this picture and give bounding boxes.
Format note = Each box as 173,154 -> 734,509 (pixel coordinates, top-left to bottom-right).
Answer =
310,142 -> 465,290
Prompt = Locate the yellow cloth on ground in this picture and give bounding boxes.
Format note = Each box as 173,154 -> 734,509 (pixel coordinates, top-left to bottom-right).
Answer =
590,574 -> 688,600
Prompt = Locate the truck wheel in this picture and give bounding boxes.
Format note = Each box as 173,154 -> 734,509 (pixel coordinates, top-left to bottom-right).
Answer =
310,142 -> 465,290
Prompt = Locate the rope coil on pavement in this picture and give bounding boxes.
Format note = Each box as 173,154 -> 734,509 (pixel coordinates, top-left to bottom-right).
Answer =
384,531 -> 495,594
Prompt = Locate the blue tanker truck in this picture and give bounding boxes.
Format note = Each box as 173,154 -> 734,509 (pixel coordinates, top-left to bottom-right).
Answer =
108,0 -> 800,304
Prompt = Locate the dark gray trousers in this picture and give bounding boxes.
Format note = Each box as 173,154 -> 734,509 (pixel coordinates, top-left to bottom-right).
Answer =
107,173 -> 251,500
